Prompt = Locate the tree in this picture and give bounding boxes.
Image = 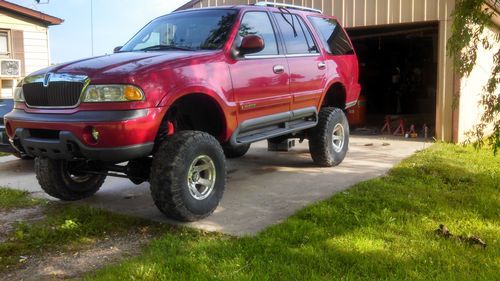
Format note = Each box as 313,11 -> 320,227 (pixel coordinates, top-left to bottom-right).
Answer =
448,0 -> 500,154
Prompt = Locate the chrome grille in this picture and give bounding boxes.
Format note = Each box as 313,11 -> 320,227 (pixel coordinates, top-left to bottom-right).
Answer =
23,82 -> 84,107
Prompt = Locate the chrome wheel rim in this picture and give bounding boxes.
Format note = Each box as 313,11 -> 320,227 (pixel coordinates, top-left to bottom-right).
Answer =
332,123 -> 345,153
187,155 -> 216,200
63,162 -> 92,183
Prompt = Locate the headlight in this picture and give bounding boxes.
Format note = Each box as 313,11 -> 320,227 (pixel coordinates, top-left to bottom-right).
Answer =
13,86 -> 25,102
82,85 -> 144,102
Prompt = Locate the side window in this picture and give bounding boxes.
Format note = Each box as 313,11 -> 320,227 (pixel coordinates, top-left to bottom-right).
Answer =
274,13 -> 318,54
239,12 -> 278,56
0,31 -> 9,56
308,17 -> 354,55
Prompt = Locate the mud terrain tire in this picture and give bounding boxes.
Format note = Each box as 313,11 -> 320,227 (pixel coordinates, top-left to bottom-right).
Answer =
150,131 -> 226,222
308,107 -> 349,167
35,158 -> 106,201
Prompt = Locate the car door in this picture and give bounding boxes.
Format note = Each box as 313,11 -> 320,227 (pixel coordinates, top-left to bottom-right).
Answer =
229,11 -> 291,122
273,12 -> 327,111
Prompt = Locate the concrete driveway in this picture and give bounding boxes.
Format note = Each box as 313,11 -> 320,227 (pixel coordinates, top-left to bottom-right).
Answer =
0,136 -> 426,236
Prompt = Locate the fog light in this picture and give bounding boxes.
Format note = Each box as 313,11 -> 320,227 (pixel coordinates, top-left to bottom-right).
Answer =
91,128 -> 100,141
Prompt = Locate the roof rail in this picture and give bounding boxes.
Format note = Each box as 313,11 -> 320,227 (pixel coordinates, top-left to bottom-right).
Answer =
254,1 -> 322,14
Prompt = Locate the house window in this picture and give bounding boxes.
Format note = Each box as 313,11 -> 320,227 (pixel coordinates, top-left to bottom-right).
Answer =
0,32 -> 9,55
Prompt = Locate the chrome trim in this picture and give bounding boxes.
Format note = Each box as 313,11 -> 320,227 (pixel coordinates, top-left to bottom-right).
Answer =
346,100 -> 357,109
244,53 -> 320,60
23,73 -> 90,109
244,54 -> 286,60
255,1 -> 323,13
24,73 -> 89,84
285,53 -> 321,58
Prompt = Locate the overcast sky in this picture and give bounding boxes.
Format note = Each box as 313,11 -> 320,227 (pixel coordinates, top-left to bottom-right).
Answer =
9,0 -> 190,64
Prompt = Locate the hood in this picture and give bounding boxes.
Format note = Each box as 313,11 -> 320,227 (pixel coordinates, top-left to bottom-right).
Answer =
30,51 -> 215,81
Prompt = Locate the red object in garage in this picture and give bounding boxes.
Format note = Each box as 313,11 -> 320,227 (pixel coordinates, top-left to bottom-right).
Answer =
347,95 -> 367,127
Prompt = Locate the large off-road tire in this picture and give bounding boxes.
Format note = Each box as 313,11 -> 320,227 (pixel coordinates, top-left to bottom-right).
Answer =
150,131 -> 226,222
222,143 -> 250,158
308,107 -> 349,167
35,158 -> 106,201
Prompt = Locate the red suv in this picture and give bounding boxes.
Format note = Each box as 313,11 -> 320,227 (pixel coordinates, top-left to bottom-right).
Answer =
4,3 -> 360,221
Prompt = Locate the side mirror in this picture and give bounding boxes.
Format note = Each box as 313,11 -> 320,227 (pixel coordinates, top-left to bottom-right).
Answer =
239,35 -> 264,56
113,46 -> 123,53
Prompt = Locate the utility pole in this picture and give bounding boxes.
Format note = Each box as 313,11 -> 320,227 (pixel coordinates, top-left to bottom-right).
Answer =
90,0 -> 94,56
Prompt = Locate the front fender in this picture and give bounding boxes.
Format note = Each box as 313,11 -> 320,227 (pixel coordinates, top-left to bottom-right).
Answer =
157,85 -> 238,142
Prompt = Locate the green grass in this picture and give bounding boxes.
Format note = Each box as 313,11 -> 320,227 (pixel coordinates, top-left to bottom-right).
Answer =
83,144 -> 499,281
0,188 -> 44,209
0,152 -> 9,157
0,190 -> 167,271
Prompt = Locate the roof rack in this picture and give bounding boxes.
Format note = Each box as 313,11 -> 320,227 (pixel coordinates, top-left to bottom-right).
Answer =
254,1 -> 322,14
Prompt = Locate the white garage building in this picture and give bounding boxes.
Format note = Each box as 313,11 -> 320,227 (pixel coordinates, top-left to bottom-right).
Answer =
177,0 -> 499,143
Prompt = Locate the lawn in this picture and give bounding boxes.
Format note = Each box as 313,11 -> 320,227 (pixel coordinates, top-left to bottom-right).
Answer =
1,144 -> 498,280
0,189 -> 167,272
0,152 -> 9,157
82,144 -> 499,281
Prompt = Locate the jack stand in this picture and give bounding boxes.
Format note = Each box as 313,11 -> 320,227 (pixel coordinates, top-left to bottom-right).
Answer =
407,124 -> 418,138
381,116 -> 392,134
422,124 -> 429,139
393,118 -> 405,136
268,139 -> 295,152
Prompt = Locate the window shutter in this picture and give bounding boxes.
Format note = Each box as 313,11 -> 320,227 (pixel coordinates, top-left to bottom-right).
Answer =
11,30 -> 25,76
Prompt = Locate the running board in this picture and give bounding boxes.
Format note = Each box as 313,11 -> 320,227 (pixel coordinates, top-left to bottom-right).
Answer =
230,107 -> 318,146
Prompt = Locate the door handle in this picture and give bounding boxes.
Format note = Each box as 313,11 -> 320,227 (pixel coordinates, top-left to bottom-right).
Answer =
273,65 -> 285,74
318,62 -> 326,69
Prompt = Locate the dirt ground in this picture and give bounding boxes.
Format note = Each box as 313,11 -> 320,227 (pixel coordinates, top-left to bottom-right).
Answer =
0,205 -> 153,281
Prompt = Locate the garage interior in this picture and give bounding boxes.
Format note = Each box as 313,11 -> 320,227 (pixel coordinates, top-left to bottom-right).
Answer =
346,22 -> 439,138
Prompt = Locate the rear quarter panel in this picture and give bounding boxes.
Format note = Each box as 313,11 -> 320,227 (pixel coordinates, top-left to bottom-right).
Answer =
303,13 -> 361,108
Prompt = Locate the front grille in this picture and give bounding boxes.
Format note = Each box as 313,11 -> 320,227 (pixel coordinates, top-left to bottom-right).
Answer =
23,81 -> 84,107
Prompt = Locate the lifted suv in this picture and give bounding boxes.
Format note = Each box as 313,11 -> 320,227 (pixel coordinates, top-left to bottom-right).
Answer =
4,2 -> 360,221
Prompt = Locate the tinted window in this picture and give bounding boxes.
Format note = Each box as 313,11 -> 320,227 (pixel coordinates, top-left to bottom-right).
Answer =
121,9 -> 237,51
274,13 -> 318,54
239,12 -> 278,56
308,17 -> 354,55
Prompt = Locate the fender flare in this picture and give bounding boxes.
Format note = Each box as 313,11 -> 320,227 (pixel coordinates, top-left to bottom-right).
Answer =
318,79 -> 348,109
157,85 -> 237,141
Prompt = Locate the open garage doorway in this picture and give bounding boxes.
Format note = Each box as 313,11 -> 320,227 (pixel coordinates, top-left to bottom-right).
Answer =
346,22 -> 439,138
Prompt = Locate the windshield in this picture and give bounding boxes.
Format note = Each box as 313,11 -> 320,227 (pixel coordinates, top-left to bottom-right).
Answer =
121,9 -> 238,52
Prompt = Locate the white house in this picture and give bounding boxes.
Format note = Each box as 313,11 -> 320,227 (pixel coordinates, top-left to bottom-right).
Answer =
0,0 -> 62,98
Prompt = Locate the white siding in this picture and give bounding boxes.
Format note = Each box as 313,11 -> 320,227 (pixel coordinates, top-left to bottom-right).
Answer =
0,11 -> 50,76
457,25 -> 500,143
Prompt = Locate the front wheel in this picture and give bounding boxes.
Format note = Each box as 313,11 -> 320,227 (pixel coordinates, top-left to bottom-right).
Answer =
150,131 -> 226,222
35,158 -> 106,200
308,107 -> 349,167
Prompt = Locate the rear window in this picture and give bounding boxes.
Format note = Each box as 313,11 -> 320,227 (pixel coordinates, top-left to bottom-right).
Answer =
274,13 -> 318,55
308,16 -> 354,55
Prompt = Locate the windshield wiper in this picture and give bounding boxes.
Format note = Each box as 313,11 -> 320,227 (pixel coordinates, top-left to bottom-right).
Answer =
139,45 -> 193,51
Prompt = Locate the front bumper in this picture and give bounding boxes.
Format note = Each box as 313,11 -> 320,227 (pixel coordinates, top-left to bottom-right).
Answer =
0,124 -> 15,153
4,108 -> 163,162
13,128 -> 153,162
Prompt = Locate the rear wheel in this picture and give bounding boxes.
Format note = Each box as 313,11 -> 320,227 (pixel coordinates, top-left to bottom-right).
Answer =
150,131 -> 226,222
35,158 -> 106,200
308,107 -> 349,167
222,143 -> 250,158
